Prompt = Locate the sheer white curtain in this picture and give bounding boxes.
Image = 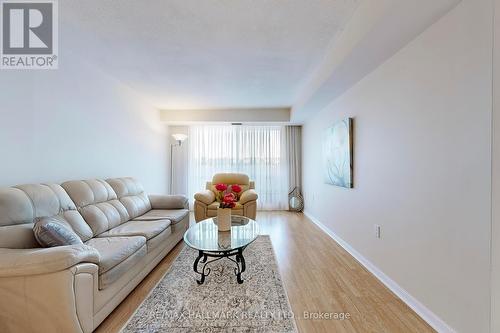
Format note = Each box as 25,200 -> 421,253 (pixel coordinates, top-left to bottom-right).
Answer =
188,125 -> 288,210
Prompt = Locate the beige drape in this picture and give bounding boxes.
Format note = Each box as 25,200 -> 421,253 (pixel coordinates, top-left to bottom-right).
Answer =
284,126 -> 302,194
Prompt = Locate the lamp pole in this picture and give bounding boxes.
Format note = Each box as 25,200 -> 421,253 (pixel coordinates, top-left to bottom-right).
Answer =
170,141 -> 180,194
170,134 -> 187,194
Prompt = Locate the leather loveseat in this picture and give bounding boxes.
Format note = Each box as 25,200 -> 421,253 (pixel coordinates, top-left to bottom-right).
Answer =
193,173 -> 258,222
0,177 -> 188,333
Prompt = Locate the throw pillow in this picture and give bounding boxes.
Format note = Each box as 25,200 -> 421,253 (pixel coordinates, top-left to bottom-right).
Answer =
33,216 -> 83,247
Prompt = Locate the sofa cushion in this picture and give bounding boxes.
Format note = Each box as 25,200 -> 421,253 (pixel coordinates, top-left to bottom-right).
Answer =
98,220 -> 171,240
146,227 -> 172,251
62,180 -> 130,237
33,216 -> 83,247
106,178 -> 152,219
85,236 -> 146,289
133,209 -> 189,224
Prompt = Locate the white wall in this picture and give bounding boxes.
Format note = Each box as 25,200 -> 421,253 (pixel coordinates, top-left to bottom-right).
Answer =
0,55 -> 168,194
302,0 -> 492,332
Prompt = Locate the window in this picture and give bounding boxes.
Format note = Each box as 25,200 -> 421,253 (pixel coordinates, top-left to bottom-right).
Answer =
188,125 -> 288,210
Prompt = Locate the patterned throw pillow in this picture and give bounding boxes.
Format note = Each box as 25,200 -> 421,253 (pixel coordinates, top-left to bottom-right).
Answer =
33,216 -> 83,247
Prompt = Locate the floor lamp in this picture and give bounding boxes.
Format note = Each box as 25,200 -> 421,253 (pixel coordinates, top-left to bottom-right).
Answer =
170,133 -> 188,194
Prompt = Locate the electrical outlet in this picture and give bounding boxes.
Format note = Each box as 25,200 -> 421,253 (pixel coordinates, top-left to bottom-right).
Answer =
374,225 -> 381,239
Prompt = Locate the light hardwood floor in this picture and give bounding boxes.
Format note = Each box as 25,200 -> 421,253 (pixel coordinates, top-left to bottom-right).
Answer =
96,212 -> 434,333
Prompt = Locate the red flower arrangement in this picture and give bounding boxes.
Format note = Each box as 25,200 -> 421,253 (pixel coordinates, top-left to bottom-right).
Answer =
222,193 -> 236,208
215,183 -> 227,192
214,183 -> 242,208
231,184 -> 242,194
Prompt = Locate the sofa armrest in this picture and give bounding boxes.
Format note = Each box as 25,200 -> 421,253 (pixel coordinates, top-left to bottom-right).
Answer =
0,245 -> 100,277
149,194 -> 188,209
194,190 -> 216,205
240,189 -> 258,205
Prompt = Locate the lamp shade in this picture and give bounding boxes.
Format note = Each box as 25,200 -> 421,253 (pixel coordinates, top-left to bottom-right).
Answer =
172,133 -> 188,142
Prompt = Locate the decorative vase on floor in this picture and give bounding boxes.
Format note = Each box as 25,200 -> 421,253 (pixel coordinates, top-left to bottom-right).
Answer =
217,208 -> 231,231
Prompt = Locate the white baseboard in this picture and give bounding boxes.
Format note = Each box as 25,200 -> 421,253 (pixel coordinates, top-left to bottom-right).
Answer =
302,210 -> 456,333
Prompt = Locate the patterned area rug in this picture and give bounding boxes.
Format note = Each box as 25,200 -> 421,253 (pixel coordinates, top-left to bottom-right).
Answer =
122,236 -> 297,333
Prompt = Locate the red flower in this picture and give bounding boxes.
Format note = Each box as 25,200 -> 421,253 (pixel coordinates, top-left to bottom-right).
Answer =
221,193 -> 236,208
215,183 -> 228,192
231,184 -> 242,193
223,193 -> 236,202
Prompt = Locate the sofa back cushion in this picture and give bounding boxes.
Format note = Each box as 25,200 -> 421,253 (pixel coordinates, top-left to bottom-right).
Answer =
106,177 -> 151,220
62,179 -> 130,236
0,184 -> 92,248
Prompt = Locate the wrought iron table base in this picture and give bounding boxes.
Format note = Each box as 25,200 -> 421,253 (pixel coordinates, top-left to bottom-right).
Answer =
193,247 -> 246,285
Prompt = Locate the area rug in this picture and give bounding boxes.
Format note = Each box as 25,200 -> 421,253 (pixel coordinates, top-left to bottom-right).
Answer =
122,235 -> 297,333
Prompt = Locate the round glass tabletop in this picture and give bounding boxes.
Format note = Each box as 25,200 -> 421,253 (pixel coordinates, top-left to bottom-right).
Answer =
184,215 -> 260,252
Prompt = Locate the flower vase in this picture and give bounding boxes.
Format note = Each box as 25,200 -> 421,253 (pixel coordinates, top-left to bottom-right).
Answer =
217,207 -> 231,231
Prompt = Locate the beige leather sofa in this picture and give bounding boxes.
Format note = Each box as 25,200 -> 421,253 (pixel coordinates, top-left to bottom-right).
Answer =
0,177 -> 188,333
193,173 -> 258,222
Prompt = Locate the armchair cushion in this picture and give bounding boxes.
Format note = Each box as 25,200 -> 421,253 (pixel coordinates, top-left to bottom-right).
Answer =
149,194 -> 188,210
0,244 -> 99,277
33,216 -> 83,247
240,189 -> 258,204
207,202 -> 220,210
207,202 -> 243,210
194,190 -> 216,205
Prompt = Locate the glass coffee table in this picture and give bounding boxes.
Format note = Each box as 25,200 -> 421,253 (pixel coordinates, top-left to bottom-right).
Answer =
183,215 -> 259,285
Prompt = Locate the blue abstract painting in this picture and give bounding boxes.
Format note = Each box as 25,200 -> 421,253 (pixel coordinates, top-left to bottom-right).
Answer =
323,118 -> 353,188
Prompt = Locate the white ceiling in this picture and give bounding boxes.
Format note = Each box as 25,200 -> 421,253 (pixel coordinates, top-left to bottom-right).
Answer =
60,0 -> 360,110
